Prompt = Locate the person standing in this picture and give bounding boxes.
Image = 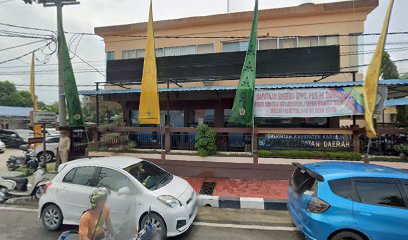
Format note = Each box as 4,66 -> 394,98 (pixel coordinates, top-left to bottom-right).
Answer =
58,130 -> 71,164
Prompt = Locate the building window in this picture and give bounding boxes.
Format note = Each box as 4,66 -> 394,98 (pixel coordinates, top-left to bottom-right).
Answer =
223,41 -> 249,52
319,35 -> 340,46
259,39 -> 277,50
122,49 -> 145,59
298,37 -> 319,47
278,38 -> 297,49
197,44 -> 214,54
106,51 -> 115,61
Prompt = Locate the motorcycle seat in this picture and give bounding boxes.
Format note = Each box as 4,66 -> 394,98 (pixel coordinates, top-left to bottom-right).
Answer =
2,177 -> 28,185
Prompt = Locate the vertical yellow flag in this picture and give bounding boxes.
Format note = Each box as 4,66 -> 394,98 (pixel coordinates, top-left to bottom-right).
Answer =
139,0 -> 160,125
363,0 -> 394,138
30,53 -> 42,139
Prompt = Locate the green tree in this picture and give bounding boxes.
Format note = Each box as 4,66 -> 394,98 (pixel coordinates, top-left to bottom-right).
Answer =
194,124 -> 217,157
0,81 -> 32,107
82,96 -> 123,123
381,51 -> 399,80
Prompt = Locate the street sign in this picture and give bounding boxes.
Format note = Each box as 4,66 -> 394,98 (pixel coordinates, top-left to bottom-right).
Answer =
28,137 -> 43,144
31,111 -> 56,125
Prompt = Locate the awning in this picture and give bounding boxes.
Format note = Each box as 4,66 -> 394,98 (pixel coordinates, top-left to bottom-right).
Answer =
79,79 -> 408,99
385,98 -> 408,107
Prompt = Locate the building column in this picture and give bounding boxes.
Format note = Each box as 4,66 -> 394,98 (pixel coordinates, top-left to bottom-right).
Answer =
214,100 -> 224,127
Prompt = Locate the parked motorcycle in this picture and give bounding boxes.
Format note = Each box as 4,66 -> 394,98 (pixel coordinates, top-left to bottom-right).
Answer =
0,167 -> 49,203
6,145 -> 40,171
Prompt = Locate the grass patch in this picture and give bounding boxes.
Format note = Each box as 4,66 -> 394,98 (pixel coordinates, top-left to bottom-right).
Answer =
257,149 -> 361,160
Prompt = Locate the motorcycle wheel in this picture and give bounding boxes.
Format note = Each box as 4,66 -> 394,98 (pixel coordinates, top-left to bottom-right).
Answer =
34,187 -> 42,200
0,187 -> 8,204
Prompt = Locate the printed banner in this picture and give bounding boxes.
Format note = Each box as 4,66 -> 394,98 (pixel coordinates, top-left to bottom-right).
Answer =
254,86 -> 387,118
258,134 -> 352,151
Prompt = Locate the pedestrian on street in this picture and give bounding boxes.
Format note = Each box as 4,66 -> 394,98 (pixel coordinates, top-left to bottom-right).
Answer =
58,130 -> 71,164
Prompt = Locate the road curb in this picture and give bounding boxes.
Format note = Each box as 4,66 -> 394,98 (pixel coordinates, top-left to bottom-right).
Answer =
197,195 -> 287,210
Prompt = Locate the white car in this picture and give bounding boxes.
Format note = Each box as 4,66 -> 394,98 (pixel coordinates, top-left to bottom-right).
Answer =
33,136 -> 59,162
38,157 -> 197,238
0,139 -> 5,153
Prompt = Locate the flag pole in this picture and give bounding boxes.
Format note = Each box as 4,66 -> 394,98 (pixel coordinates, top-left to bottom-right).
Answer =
364,138 -> 372,164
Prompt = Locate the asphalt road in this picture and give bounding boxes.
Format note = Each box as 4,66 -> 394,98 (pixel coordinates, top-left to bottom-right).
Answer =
0,206 -> 302,240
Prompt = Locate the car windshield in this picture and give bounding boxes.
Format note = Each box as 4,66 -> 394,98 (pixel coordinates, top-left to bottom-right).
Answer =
124,161 -> 173,190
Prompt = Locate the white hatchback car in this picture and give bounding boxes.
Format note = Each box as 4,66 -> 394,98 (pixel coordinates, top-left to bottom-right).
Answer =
38,157 -> 197,238
0,139 -> 5,153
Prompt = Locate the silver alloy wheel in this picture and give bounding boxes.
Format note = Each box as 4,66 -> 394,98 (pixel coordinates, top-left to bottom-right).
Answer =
43,207 -> 60,229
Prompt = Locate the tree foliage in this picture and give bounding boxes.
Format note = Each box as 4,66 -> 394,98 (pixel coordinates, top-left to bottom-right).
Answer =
82,96 -> 123,124
0,80 -> 53,110
194,124 -> 217,157
381,51 -> 399,80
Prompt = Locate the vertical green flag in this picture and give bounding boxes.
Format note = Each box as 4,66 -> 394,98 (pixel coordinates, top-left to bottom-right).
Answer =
59,16 -> 84,127
229,0 -> 258,126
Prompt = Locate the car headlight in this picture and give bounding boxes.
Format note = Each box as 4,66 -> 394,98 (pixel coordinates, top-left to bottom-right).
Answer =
158,195 -> 182,208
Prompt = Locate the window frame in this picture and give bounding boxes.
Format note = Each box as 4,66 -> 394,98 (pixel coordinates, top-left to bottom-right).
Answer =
352,177 -> 408,209
94,167 -> 135,193
62,166 -> 98,187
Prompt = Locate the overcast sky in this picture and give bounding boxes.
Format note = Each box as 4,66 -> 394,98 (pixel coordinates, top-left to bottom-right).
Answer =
0,0 -> 407,104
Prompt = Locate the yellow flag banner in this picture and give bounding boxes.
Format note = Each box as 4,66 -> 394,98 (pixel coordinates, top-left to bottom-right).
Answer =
30,53 -> 42,139
363,0 -> 394,138
138,0 -> 160,125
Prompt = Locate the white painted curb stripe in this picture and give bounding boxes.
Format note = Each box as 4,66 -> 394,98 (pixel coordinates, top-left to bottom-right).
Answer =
193,222 -> 297,232
0,206 -> 37,213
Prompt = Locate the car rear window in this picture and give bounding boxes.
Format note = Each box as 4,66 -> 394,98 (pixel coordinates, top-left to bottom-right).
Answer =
355,181 -> 405,208
290,167 -> 317,195
329,178 -> 352,200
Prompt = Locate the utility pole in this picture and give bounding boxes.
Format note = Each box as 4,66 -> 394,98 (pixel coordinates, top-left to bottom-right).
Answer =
227,0 -> 230,13
23,0 -> 80,128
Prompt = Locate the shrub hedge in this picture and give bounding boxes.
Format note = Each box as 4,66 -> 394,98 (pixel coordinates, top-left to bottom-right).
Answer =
257,149 -> 361,160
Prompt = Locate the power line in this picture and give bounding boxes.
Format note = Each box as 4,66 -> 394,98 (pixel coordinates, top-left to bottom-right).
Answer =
0,39 -> 49,52
0,0 -> 14,4
0,40 -> 53,65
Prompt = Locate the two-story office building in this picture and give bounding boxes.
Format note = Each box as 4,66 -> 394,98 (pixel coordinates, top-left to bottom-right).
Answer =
81,0 -> 407,153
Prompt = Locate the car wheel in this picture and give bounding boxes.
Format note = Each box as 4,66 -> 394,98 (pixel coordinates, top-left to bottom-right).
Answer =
330,231 -> 365,240
42,204 -> 63,231
37,151 -> 54,163
141,212 -> 167,238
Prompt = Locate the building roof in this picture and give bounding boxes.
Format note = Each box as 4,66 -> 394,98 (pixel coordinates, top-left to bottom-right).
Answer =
0,106 -> 33,118
385,97 -> 408,107
79,79 -> 408,100
94,0 -> 378,36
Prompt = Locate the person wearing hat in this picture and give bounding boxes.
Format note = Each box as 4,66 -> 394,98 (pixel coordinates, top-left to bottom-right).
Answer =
79,187 -> 114,240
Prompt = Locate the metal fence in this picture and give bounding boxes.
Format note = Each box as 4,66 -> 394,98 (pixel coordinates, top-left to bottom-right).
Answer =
128,132 -> 163,149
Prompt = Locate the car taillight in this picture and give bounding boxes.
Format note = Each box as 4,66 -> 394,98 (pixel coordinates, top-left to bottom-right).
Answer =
43,182 -> 52,193
307,197 -> 330,213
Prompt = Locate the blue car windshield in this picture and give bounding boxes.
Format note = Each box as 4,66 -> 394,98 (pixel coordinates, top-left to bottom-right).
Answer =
125,161 -> 173,190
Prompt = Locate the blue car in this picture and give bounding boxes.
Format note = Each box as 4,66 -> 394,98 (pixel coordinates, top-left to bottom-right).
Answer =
288,161 -> 408,240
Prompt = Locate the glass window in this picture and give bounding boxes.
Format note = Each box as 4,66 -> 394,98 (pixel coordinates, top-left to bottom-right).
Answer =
197,44 -> 214,54
185,109 -> 214,127
160,110 -> 185,127
329,178 -> 352,200
71,167 -> 96,186
155,48 -> 164,57
46,137 -> 60,143
299,37 -> 319,47
290,167 -> 317,195
136,49 -> 145,58
319,36 -> 339,46
106,51 -> 115,61
259,39 -> 277,50
95,168 -> 133,192
164,46 -> 181,56
355,181 -> 405,208
279,38 -> 297,49
125,161 -> 173,190
63,168 -> 76,183
223,41 -> 249,52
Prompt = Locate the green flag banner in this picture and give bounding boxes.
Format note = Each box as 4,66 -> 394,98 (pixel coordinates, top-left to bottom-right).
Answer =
59,16 -> 84,127
229,0 -> 258,126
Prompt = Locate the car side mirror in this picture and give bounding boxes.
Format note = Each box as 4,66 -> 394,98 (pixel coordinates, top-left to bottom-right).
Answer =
118,187 -> 130,196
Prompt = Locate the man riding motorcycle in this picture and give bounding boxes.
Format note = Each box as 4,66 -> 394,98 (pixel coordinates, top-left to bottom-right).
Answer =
79,187 -> 114,240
